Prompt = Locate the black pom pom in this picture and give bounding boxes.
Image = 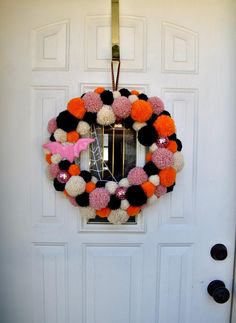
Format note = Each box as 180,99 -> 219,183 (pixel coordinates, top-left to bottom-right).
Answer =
50,134 -> 56,142
56,110 -> 79,132
123,116 -> 134,129
159,110 -> 171,117
143,161 -> 160,176
168,133 -> 177,140
80,170 -> 92,183
119,88 -> 131,98
53,178 -> 65,191
96,181 -> 106,187
167,183 -> 175,193
81,93 -> 86,98
138,93 -> 148,101
83,112 -> 97,125
75,192 -> 89,207
176,139 -> 182,151
100,90 -> 114,105
59,160 -> 71,170
108,195 -> 121,210
126,185 -> 147,206
146,114 -> 158,126
138,126 -> 157,146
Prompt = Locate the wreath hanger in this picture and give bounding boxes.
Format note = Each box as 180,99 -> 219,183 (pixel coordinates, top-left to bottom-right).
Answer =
111,0 -> 121,91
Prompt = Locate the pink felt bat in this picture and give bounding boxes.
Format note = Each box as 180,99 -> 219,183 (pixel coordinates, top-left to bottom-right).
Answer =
43,138 -> 95,162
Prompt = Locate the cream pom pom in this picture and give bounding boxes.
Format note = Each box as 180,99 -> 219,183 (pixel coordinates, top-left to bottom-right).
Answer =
76,121 -> 90,136
119,178 -> 129,187
97,105 -> 116,126
129,94 -> 138,103
91,176 -> 98,184
132,122 -> 147,132
120,199 -> 130,210
149,143 -> 158,152
108,209 -> 129,224
113,91 -> 121,99
51,153 -> 62,164
65,176 -> 86,197
147,195 -> 158,205
54,128 -> 67,143
79,206 -> 96,220
105,181 -> 118,194
149,174 -> 160,186
173,151 -> 184,172
46,166 -> 53,180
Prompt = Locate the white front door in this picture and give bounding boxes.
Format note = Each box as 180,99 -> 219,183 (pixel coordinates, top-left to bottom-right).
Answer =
1,1 -> 235,323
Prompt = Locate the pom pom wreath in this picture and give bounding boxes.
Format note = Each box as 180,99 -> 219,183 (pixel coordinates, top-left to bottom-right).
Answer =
146,151 -> 153,162
143,161 -> 160,176
146,114 -> 158,126
132,122 -> 146,132
119,178 -> 129,188
97,105 -> 116,125
89,188 -> 110,210
75,192 -> 89,207
85,181 -> 96,193
153,115 -> 176,137
96,180 -> 106,187
149,143 -> 158,152
68,164 -> 80,176
120,199 -> 130,210
167,184 -> 175,193
119,88 -> 131,97
131,100 -> 153,122
141,181 -> 156,198
80,170 -> 92,183
67,98 -> 86,119
159,110 -> 171,117
176,139 -> 183,151
127,206 -> 141,216
100,90 -> 114,105
94,87 -> 105,94
82,92 -> 103,113
68,196 -> 78,207
138,93 -> 148,101
169,133 -> 177,140
149,174 -> 160,186
51,153 -> 62,164
108,209 -> 129,224
129,94 -> 139,104
138,125 -> 157,146
76,121 -> 90,136
67,131 -> 79,143
113,91 -> 121,99
96,207 -> 111,218
155,185 -> 167,198
59,160 -> 71,171
53,178 -> 65,191
108,195 -> 121,210
47,118 -> 57,134
123,116 -> 134,129
147,195 -> 158,205
148,97 -> 164,115
79,206 -> 96,220
91,176 -> 98,184
128,167 -> 148,185
49,134 -> 56,142
45,153 -> 52,164
159,167 -> 176,187
151,148 -> 174,169
112,96 -> 131,118
173,151 -> 184,172
126,185 -> 147,206
48,163 -> 60,178
167,140 -> 177,153
83,112 -> 97,125
54,128 -> 67,143
56,110 -> 79,132
65,176 -> 86,197
105,181 -> 118,194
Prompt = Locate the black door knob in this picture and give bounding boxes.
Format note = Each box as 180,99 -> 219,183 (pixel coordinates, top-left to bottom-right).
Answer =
210,244 -> 227,260
207,280 -> 230,304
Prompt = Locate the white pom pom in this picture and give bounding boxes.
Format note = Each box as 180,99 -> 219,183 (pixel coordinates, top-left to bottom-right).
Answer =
129,94 -> 138,103
132,122 -> 147,132
149,174 -> 160,186
65,176 -> 86,197
76,121 -> 90,136
119,178 -> 129,187
54,128 -> 67,143
97,105 -> 116,126
91,176 -> 98,184
173,152 -> 184,172
147,195 -> 158,205
51,153 -> 62,164
79,206 -> 96,220
46,166 -> 53,180
149,143 -> 158,152
108,209 -> 129,224
113,91 -> 121,99
105,181 -> 118,194
120,199 -> 130,210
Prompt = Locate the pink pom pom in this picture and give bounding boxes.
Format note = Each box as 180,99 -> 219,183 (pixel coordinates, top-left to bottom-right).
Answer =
128,167 -> 148,185
47,118 -> 57,134
152,148 -> 174,169
155,185 -> 167,198
89,188 -> 110,210
49,163 -> 60,178
112,96 -> 131,118
68,196 -> 78,207
83,92 -> 103,113
148,97 -> 164,115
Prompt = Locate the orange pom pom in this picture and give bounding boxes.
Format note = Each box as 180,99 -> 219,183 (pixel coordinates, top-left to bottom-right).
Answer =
131,100 -> 153,122
85,181 -> 96,193
67,131 -> 79,143
67,97 -> 86,119
159,167 -> 176,187
167,140 -> 177,153
94,87 -> 105,94
68,164 -> 80,176
45,153 -> 52,164
96,207 -> 111,218
131,90 -> 140,95
127,206 -> 141,216
146,151 -> 152,162
63,190 -> 70,197
153,115 -> 176,137
141,181 -> 156,197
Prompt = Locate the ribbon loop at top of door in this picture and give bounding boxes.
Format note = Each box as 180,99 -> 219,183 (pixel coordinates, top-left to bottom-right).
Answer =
111,0 -> 121,91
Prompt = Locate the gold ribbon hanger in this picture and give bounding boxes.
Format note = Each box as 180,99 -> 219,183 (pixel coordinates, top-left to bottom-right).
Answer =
111,0 -> 121,91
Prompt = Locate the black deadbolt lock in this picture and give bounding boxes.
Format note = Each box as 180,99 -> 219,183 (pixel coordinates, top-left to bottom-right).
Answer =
210,244 -> 227,260
207,280 -> 230,304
